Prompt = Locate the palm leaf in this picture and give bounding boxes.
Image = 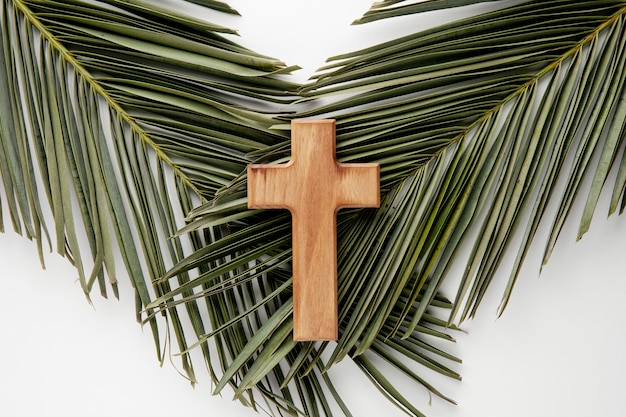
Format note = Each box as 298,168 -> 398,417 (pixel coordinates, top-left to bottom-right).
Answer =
175,0 -> 626,414
2,1 -> 626,416
0,0 -> 297,396
298,0 -> 626,322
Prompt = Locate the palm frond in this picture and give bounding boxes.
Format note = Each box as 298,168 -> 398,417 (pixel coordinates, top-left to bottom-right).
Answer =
171,0 -> 626,415
0,0 -> 297,392
298,0 -> 626,321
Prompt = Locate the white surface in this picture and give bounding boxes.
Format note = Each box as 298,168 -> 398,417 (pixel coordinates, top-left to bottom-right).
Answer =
2,1 -> 626,416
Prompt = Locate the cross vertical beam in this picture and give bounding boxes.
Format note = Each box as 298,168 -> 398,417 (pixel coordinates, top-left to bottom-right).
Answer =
247,120 -> 379,341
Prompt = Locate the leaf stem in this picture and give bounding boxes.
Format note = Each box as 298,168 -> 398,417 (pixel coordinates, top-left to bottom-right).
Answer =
14,0 -> 207,202
446,5 -> 626,155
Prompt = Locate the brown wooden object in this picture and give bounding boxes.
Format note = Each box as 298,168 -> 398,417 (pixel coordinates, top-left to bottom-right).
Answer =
247,120 -> 380,341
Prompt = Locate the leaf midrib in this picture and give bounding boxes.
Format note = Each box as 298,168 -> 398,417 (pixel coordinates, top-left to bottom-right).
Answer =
14,0 -> 208,202
436,4 -> 626,167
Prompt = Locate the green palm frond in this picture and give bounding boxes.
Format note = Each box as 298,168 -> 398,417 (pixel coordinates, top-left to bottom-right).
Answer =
2,0 -> 626,416
179,0 -> 626,414
0,0 -> 297,390
298,0 -> 626,321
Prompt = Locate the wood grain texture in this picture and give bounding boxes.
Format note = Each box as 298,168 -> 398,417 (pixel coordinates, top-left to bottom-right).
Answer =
248,120 -> 380,341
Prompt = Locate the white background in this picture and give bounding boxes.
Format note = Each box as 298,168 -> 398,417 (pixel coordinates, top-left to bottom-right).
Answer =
1,1 -> 626,416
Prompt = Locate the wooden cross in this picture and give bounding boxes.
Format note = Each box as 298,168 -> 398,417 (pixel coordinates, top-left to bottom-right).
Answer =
247,120 -> 380,341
